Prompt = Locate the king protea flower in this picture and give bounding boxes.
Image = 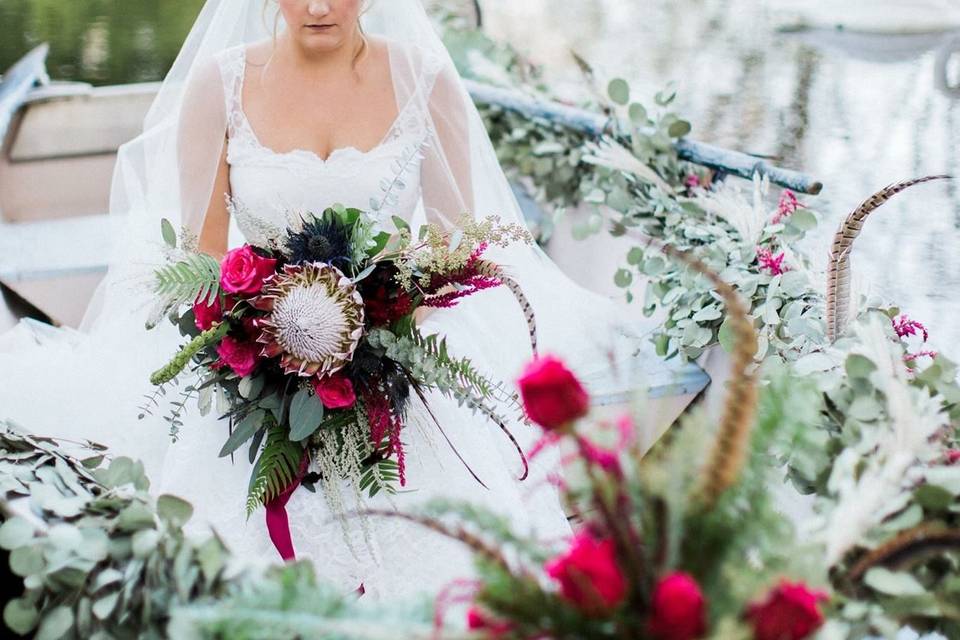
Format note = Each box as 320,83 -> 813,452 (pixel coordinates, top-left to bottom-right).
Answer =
252,262 -> 365,377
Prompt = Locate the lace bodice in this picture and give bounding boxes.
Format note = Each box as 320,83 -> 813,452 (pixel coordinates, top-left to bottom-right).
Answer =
214,45 -> 436,247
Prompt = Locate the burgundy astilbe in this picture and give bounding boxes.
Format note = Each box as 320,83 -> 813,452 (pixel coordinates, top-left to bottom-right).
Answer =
363,386 -> 407,486
892,314 -> 929,342
772,189 -> 804,224
756,247 -> 788,276
422,276 -> 503,309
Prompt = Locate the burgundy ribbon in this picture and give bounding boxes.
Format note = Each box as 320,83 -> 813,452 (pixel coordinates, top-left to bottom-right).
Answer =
265,454 -> 309,560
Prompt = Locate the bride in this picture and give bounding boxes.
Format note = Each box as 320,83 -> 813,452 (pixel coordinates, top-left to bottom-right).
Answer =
0,0 -> 643,598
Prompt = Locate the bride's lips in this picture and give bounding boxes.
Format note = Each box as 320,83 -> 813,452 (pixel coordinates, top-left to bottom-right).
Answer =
305,23 -> 336,32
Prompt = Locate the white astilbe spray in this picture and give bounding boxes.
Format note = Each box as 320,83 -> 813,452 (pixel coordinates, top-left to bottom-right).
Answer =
695,171 -> 770,246
312,406 -> 377,555
820,314 -> 948,565
581,136 -> 677,196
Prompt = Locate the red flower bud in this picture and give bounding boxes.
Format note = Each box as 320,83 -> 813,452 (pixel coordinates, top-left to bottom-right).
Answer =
517,355 -> 589,432
545,533 -> 626,615
647,572 -> 707,640
746,580 -> 828,640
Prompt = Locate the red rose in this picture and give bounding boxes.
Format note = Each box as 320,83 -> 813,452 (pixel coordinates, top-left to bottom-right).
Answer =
545,533 -> 626,615
517,355 -> 590,431
648,572 -> 707,640
215,336 -> 261,378
466,606 -> 513,637
192,295 -> 223,331
746,580 -> 828,640
220,245 -> 277,295
313,373 -> 356,409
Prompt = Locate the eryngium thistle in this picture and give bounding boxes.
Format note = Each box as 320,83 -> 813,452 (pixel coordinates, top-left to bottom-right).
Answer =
253,262 -> 364,377
285,214 -> 353,270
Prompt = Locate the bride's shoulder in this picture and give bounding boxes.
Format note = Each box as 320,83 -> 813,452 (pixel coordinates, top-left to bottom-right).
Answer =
374,35 -> 445,79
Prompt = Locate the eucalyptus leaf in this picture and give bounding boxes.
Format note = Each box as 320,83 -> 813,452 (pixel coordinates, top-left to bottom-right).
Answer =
0,517 -> 35,550
607,78 -> 630,105
289,388 -> 325,442
614,268 -> 633,288
9,545 -> 45,577
628,102 -> 647,124
35,606 -> 73,640
863,568 -> 927,597
3,598 -> 38,635
160,218 -> 177,249
157,494 -> 194,528
219,410 -> 265,458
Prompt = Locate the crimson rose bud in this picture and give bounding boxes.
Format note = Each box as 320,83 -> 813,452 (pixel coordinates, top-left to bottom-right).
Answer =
545,533 -> 627,615
215,336 -> 261,378
313,373 -> 357,409
517,355 -> 590,431
192,294 -> 223,331
648,572 -> 707,640
746,580 -> 828,640
220,245 -> 277,295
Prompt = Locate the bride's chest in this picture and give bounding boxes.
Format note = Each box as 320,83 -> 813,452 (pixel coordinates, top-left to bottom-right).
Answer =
225,125 -> 427,247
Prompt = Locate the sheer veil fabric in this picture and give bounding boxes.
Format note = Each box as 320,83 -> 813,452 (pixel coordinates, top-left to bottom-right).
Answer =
0,0 -> 653,593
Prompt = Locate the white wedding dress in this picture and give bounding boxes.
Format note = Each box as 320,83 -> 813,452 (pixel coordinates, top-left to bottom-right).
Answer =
0,0 -> 637,601
154,45 -> 571,598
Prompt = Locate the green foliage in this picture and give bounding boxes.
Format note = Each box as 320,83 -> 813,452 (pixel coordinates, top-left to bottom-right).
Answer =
149,322 -> 229,386
152,252 -> 222,322
246,419 -> 304,515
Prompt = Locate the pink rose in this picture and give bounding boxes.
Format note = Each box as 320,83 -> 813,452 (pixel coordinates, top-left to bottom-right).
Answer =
220,245 -> 277,295
517,355 -> 590,431
313,373 -> 356,409
648,572 -> 707,640
215,336 -> 261,378
545,533 -> 627,615
746,580 -> 828,640
192,295 -> 223,331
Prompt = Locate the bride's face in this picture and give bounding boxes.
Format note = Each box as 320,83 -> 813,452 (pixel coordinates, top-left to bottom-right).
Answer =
277,0 -> 364,52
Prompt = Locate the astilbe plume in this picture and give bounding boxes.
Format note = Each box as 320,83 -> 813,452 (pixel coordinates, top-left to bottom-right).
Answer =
422,242 -> 504,308
756,246 -> 787,276
772,189 -> 803,224
892,314 -> 929,342
363,385 -> 407,486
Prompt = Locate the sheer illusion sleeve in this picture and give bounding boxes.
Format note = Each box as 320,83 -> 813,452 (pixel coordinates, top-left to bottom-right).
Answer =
421,61 -> 475,228
175,57 -> 229,243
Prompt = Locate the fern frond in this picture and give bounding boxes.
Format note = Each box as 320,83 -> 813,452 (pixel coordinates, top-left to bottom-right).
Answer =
246,419 -> 304,516
153,252 -> 222,316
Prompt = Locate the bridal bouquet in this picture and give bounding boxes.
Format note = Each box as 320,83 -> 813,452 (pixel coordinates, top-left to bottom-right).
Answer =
145,205 -> 533,542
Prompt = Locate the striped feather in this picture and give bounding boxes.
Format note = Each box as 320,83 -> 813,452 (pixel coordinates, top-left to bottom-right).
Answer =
825,175 -> 951,342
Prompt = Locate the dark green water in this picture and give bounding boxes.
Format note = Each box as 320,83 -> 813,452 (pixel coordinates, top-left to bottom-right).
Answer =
0,0 -> 204,85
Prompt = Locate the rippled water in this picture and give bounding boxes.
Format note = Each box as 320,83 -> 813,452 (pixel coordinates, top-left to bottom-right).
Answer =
2,0 -> 958,356
482,0 -> 960,359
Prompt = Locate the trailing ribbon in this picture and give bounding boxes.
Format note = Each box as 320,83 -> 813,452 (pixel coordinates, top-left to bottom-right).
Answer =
265,453 -> 310,560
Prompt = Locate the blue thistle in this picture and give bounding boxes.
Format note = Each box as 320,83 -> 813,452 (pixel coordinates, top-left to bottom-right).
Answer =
285,213 -> 353,270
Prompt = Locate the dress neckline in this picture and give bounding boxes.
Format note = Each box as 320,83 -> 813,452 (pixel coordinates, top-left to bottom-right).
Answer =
231,44 -> 411,165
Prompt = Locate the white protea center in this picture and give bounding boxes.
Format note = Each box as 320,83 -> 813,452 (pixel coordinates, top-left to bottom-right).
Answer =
254,262 -> 364,377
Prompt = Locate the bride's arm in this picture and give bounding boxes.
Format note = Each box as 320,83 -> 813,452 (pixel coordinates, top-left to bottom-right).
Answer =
177,59 -> 231,259
197,145 -> 230,259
